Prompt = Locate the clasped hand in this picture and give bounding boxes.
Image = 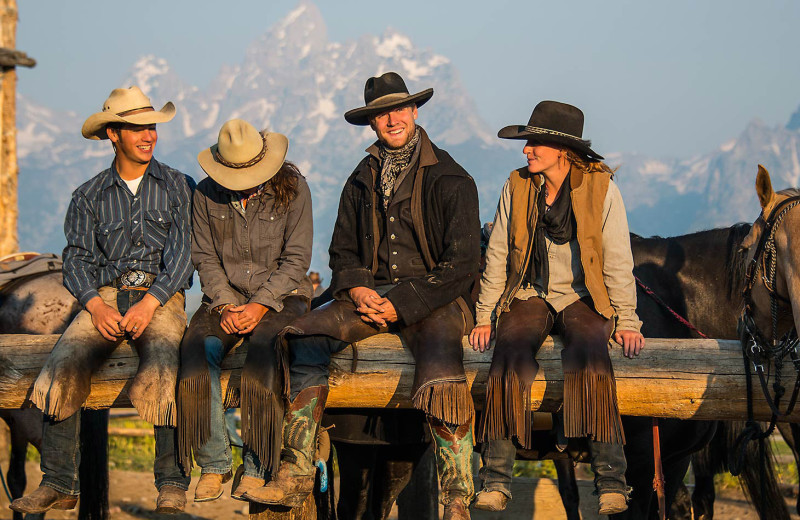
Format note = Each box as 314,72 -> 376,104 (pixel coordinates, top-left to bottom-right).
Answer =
87,293 -> 160,341
220,302 -> 269,335
349,286 -> 398,327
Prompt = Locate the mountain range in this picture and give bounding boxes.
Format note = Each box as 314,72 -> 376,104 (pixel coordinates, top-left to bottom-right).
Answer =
15,1 -> 800,278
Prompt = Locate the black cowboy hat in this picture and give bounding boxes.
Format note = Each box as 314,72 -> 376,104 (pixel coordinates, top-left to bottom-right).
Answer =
344,72 -> 434,126
498,100 -> 604,161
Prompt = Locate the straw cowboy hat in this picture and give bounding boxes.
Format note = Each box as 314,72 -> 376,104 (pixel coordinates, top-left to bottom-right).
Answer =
344,72 -> 433,126
81,86 -> 175,140
197,119 -> 288,191
498,100 -> 604,161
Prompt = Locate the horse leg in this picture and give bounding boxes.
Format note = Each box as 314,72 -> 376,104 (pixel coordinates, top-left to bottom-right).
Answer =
690,422 -> 726,520
661,455 -> 691,519
78,409 -> 109,520
370,443 -> 427,520
553,458 -> 581,520
335,441 -> 376,519
669,482 -> 692,520
396,443 -> 438,520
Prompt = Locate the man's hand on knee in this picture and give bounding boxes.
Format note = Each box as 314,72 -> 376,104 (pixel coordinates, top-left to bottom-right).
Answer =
120,293 -> 161,340
85,296 -> 124,341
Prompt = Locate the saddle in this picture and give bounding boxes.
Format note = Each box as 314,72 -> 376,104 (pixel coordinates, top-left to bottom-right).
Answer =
0,252 -> 62,292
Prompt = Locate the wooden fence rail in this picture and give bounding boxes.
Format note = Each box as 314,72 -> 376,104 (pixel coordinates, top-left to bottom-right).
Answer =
0,333 -> 795,422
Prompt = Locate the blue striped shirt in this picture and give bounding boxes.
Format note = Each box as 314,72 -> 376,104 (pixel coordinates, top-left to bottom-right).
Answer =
62,159 -> 195,307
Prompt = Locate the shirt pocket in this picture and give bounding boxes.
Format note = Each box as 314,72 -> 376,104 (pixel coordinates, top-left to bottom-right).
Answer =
208,209 -> 230,240
144,209 -> 172,248
258,210 -> 286,239
96,220 -> 125,259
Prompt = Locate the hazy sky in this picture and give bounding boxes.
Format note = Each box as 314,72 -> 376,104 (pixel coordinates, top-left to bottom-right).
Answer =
15,0 -> 800,157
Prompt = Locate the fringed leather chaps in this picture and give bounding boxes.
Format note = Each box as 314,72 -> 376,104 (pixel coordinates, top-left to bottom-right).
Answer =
32,287 -> 185,426
480,296 -> 624,448
177,296 -> 308,472
277,299 -> 473,425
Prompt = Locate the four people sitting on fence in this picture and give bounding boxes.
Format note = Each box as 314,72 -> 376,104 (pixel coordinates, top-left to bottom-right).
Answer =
8,78 -> 647,519
177,119 -> 313,506
468,100 -> 645,515
11,86 -> 194,515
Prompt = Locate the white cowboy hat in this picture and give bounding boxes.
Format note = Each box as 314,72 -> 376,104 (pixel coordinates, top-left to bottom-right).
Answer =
81,86 -> 175,140
197,119 -> 288,191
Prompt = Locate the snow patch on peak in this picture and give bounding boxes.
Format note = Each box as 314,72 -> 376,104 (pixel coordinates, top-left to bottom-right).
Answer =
283,3 -> 308,26
376,32 -> 413,58
128,55 -> 170,92
719,139 -> 736,152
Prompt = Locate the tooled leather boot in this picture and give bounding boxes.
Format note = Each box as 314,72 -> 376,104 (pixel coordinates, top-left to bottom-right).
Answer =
244,386 -> 328,507
429,417 -> 474,520
9,485 -> 78,514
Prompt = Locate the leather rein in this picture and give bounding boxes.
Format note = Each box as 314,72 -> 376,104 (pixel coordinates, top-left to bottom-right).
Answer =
739,195 -> 800,421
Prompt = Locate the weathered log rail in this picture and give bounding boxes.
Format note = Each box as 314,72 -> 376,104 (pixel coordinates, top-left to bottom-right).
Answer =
0,333 -> 794,421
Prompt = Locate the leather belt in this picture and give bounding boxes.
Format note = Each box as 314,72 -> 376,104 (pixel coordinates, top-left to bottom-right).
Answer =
113,270 -> 156,290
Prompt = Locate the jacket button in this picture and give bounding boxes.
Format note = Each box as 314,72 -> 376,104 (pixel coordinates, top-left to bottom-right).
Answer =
365,234 -> 372,240
391,264 -> 397,270
365,203 -> 372,208
389,216 -> 395,222
390,234 -> 396,240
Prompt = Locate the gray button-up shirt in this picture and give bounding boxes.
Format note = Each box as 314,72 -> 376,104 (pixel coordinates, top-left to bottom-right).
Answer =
191,175 -> 313,312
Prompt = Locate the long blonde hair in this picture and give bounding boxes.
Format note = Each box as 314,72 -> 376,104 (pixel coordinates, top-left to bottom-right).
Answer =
564,149 -> 616,177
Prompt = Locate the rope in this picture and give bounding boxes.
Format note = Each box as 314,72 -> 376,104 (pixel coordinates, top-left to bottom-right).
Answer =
0,460 -> 12,503
634,276 -> 708,338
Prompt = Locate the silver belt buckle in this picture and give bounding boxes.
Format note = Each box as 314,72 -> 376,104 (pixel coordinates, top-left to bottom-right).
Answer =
120,270 -> 148,288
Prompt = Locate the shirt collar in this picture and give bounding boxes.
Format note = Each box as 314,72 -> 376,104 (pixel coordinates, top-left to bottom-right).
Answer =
104,158 -> 160,191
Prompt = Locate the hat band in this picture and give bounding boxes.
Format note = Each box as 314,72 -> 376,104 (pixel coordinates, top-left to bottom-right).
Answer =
524,126 -> 582,141
214,135 -> 268,169
366,92 -> 412,107
116,106 -> 155,116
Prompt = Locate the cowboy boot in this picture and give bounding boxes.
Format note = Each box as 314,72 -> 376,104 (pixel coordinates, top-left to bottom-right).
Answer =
429,417 -> 475,520
9,485 -> 78,514
244,386 -> 328,507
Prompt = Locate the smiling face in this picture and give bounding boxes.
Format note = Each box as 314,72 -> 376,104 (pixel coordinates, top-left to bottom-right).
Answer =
108,123 -> 157,171
522,140 -> 563,174
369,104 -> 418,149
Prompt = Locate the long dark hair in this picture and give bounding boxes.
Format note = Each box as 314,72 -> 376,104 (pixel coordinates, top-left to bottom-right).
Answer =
265,160 -> 300,212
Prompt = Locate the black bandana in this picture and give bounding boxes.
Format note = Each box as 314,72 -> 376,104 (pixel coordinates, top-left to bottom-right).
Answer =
377,127 -> 420,210
529,171 -> 575,290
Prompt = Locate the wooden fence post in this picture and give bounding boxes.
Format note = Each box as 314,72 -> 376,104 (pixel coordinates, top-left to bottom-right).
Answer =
0,0 -> 36,257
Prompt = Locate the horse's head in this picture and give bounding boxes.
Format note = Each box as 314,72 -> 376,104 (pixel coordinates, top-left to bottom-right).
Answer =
740,165 -> 800,341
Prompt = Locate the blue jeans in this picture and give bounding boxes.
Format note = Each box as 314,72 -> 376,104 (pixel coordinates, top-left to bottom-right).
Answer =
478,439 -> 515,498
195,335 -> 265,479
41,413 -> 189,494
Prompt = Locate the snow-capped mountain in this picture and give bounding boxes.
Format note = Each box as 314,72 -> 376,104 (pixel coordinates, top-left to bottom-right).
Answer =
15,1 -> 800,279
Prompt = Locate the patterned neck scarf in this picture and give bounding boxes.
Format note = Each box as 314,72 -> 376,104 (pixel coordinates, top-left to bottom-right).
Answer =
377,127 -> 420,210
231,182 -> 266,215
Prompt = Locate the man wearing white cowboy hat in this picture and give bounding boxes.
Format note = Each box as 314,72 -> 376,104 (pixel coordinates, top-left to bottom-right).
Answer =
11,86 -> 194,515
245,72 -> 481,520
176,119 -> 313,502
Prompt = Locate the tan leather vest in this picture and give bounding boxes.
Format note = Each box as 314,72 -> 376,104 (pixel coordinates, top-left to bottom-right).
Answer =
498,166 -> 614,319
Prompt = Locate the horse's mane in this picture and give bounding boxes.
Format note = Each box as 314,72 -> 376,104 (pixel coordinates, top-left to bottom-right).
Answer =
725,222 -> 752,300
777,187 -> 800,197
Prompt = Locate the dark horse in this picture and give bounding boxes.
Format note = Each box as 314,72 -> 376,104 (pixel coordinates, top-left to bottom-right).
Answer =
0,268 -> 110,520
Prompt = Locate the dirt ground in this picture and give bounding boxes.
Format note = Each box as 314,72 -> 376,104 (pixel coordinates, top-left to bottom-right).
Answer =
1,462 -> 798,519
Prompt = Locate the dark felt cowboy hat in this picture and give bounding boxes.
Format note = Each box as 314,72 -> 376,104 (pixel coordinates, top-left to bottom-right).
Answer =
344,72 -> 433,126
498,100 -> 603,161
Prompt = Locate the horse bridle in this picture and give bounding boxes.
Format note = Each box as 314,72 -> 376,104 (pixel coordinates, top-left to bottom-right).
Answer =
740,194 -> 800,420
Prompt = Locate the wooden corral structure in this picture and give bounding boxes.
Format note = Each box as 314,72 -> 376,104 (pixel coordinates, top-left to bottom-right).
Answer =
0,0 -> 35,257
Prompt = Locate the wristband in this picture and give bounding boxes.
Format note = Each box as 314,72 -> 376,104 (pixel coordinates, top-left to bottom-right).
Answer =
215,303 -> 233,315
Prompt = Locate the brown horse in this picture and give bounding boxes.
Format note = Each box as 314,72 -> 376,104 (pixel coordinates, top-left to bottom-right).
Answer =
0,268 -> 109,520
